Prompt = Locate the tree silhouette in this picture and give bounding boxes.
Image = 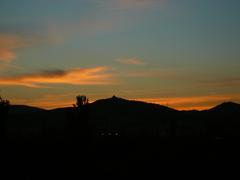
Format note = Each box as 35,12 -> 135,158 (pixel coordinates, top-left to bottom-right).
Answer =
76,95 -> 89,107
0,96 -> 9,141
68,95 -> 90,141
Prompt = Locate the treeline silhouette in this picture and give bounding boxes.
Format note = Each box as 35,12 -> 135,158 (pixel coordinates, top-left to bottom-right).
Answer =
1,95 -> 240,179
0,96 -> 9,141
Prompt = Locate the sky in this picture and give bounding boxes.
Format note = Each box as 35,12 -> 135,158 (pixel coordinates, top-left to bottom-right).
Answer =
0,0 -> 240,110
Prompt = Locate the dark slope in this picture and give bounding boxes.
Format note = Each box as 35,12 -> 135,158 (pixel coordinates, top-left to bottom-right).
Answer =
9,105 -> 45,114
7,106 -> 73,142
203,102 -> 240,136
91,96 -> 175,111
88,96 -> 177,136
4,97 -> 240,139
208,102 -> 240,113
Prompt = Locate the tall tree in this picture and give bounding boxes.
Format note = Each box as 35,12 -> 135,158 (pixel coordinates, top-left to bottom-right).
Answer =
0,96 -> 9,141
76,95 -> 89,107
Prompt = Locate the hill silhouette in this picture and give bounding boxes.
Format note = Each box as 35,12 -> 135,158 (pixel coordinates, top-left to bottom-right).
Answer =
208,102 -> 240,113
1,96 -> 240,178
9,105 -> 46,114
5,96 -> 240,139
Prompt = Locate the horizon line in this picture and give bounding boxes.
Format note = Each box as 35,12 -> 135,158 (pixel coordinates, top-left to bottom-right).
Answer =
9,96 -> 239,111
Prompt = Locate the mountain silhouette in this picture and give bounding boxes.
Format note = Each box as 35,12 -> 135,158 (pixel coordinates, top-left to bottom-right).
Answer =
5,96 -> 240,140
2,96 -> 240,178
208,102 -> 240,113
9,105 -> 45,114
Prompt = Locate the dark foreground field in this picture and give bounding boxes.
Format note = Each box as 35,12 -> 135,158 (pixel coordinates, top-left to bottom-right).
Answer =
1,136 -> 240,179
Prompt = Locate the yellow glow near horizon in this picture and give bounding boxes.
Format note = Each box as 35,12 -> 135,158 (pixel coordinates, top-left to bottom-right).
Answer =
9,94 -> 240,111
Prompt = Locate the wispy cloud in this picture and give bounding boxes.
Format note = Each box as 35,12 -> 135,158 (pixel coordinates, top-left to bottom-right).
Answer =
47,0 -> 164,43
0,34 -> 28,62
0,66 -> 115,88
116,57 -> 145,65
0,33 -> 41,63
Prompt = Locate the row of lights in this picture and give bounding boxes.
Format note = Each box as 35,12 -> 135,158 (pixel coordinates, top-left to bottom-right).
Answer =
100,132 -> 120,136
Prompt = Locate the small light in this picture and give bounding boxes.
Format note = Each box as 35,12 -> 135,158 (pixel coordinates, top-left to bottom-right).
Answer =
108,133 -> 111,136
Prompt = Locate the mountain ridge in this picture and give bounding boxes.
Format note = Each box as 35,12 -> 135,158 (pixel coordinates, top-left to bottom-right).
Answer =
9,96 -> 240,113
4,96 -> 240,140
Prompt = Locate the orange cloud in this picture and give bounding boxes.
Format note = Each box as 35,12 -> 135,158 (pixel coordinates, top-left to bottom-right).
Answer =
116,57 -> 145,65
134,95 -> 240,110
0,66 -> 115,88
0,34 -> 28,62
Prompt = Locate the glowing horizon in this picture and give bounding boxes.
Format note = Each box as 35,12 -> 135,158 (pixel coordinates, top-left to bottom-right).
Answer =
8,94 -> 240,111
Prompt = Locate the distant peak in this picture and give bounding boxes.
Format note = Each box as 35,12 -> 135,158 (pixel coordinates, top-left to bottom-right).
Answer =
92,96 -> 127,104
209,101 -> 240,111
112,95 -> 118,99
110,96 -> 128,102
216,102 -> 239,107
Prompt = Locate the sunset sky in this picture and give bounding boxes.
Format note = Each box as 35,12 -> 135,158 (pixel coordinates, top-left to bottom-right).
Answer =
0,0 -> 240,110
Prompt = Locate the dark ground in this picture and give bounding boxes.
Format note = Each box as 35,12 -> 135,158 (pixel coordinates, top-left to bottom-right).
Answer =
1,136 -> 240,179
